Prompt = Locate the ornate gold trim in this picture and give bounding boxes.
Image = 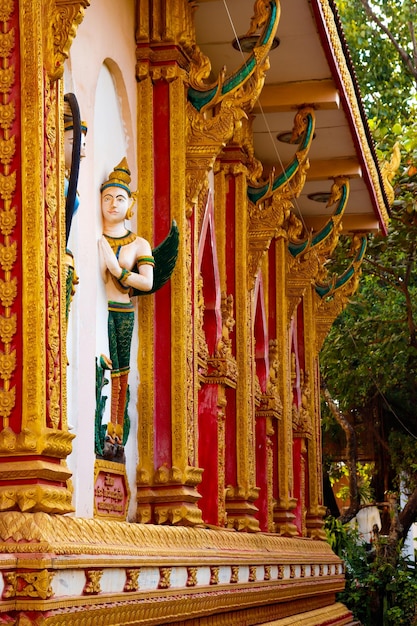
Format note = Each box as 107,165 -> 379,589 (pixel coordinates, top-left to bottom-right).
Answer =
318,0 -> 389,226
0,510 -> 343,557
20,0 -> 45,439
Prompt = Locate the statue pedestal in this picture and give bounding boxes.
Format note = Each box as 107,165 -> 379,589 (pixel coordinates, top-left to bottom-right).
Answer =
94,459 -> 130,520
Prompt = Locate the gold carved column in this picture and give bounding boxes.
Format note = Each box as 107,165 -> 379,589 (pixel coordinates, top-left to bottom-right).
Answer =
136,0 -> 204,525
224,162 -> 260,532
0,0 -> 89,514
273,236 -> 298,535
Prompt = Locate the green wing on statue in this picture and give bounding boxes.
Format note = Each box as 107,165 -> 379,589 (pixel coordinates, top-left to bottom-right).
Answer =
130,220 -> 179,297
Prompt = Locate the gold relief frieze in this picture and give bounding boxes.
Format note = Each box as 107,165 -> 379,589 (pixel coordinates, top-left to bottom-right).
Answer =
205,355 -> 238,388
136,467 -> 152,486
0,28 -> 14,59
248,200 -> 289,289
158,567 -> 172,589
153,464 -> 203,487
42,427 -> 75,457
0,484 -> 73,514
136,56 -> 189,83
43,0 -> 90,82
3,569 -> 54,599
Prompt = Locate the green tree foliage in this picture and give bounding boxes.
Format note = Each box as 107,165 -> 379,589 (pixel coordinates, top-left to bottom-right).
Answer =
325,516 -> 417,625
335,0 -> 417,129
322,0 -> 417,525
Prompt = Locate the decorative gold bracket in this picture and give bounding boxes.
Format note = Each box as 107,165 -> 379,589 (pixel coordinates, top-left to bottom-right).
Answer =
43,0 -> 90,81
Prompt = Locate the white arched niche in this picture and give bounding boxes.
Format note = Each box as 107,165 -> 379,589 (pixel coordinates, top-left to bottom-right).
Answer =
93,61 -> 139,521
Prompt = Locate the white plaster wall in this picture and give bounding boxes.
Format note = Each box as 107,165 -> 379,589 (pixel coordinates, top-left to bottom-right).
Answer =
63,0 -> 138,519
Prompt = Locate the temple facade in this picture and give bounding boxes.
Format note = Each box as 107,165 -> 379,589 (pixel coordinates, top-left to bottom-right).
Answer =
0,1 -> 392,624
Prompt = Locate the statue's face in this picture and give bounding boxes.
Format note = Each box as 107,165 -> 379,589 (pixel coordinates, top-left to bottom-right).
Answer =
101,186 -> 129,224
64,130 -> 87,172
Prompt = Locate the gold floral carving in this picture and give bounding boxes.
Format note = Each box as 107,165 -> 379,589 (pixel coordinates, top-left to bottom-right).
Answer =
210,566 -> 219,585
292,370 -> 313,438
186,566 -> 197,587
314,233 -> 367,352
44,84 -> 62,430
289,178 -> 349,286
186,101 -> 247,217
43,0 -> 90,81
84,569 -> 102,595
136,72 -> 155,496
217,387 -> 227,527
380,141 -> 400,206
248,108 -> 315,286
0,1 -> 16,430
124,568 -> 140,592
196,275 -> 209,376
205,293 -> 238,387
230,565 -> 239,584
256,339 -> 282,419
186,1 -> 279,217
158,566 -> 172,589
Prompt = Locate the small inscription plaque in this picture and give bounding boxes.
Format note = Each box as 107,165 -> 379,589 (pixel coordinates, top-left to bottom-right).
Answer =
94,460 -> 130,520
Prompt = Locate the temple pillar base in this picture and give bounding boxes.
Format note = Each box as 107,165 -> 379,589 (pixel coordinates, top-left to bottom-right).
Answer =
137,483 -> 203,526
274,499 -> 299,537
306,506 -> 327,540
225,497 -> 260,532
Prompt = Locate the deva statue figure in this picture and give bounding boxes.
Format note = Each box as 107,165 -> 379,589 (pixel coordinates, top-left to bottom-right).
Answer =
98,158 -> 154,453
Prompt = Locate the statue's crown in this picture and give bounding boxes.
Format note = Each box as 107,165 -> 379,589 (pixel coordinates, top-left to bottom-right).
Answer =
100,158 -> 132,197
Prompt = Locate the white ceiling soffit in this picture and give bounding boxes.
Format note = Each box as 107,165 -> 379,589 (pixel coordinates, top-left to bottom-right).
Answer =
194,0 -> 390,234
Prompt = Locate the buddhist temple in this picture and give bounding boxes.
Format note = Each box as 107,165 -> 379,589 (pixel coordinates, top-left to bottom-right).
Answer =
0,1 -> 392,624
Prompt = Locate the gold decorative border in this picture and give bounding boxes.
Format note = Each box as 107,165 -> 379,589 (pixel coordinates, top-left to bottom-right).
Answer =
318,0 -> 390,227
0,0 -> 17,429
20,0 -> 45,436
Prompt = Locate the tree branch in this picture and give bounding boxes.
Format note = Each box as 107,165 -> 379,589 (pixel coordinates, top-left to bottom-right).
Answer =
359,0 -> 417,81
322,387 -> 360,523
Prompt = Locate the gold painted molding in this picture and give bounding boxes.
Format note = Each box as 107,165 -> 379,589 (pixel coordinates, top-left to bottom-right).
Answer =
261,602 -> 353,626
